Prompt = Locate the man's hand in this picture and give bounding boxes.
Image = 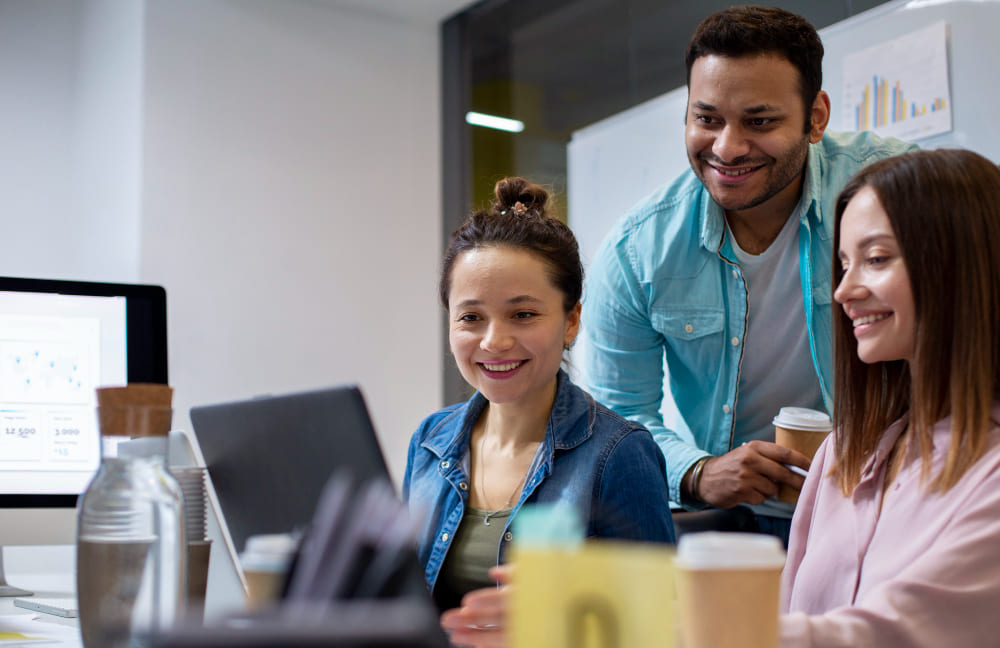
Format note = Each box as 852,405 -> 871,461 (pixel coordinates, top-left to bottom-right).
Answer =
694,441 -> 810,508
439,565 -> 512,648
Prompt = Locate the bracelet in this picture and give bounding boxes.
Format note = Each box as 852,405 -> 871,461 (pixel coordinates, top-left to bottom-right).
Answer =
687,456 -> 711,503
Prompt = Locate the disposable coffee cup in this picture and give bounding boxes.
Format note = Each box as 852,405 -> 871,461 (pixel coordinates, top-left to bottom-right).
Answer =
239,533 -> 298,608
772,407 -> 833,504
675,532 -> 786,648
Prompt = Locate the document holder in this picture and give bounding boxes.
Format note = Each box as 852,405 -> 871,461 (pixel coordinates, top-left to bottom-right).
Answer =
145,473 -> 448,648
146,597 -> 448,648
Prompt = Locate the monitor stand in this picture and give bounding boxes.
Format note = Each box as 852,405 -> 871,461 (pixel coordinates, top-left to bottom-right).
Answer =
0,547 -> 33,597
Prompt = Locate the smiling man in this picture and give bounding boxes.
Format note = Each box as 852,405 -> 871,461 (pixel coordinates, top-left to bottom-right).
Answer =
582,6 -> 917,542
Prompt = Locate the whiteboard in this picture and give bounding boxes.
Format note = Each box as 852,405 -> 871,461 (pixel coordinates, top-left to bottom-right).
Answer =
567,0 -> 1000,430
568,0 -> 1000,269
567,85 -> 690,272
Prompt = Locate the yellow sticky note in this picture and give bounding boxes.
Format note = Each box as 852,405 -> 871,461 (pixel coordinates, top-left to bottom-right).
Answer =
511,540 -> 675,648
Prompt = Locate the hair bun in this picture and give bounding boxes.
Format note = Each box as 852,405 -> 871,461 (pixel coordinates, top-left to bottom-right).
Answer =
494,177 -> 548,216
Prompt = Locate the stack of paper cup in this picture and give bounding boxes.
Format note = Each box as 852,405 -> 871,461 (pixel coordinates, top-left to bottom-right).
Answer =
171,466 -> 207,543
676,532 -> 786,648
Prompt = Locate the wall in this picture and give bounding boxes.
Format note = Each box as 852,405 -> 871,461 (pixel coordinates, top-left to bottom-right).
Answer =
0,0 -> 142,282
0,0 -> 443,485
140,0 -> 443,484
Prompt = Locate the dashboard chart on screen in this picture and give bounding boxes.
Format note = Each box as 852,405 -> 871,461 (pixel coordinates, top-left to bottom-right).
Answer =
0,277 -> 167,596
0,294 -> 121,496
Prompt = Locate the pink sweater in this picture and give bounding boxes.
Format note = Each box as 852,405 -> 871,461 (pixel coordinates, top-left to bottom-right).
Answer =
781,405 -> 1000,647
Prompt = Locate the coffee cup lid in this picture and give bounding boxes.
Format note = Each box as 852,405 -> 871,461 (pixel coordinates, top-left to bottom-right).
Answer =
772,407 -> 832,432
675,532 -> 785,569
240,533 -> 299,571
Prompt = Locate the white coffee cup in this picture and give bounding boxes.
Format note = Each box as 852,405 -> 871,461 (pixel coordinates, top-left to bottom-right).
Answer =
676,532 -> 786,648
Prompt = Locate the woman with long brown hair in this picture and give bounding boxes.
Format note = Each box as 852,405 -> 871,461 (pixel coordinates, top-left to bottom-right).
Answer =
781,148 -> 1000,646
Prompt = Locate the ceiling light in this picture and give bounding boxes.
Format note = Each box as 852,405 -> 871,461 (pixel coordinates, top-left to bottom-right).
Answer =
465,111 -> 524,133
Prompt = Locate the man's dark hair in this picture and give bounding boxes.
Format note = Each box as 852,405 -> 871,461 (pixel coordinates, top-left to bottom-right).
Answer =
685,6 -> 824,132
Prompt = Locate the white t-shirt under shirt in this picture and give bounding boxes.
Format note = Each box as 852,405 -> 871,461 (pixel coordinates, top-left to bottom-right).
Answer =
727,210 -> 826,519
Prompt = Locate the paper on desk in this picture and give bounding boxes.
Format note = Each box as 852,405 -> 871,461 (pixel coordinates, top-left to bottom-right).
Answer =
0,615 -> 78,645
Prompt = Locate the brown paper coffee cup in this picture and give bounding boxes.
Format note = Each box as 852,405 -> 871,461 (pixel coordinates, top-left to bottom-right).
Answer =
677,568 -> 781,648
239,533 -> 297,609
675,533 -> 785,648
772,407 -> 832,504
244,569 -> 286,608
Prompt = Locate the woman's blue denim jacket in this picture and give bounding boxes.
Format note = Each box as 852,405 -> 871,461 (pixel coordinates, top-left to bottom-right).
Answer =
402,370 -> 675,593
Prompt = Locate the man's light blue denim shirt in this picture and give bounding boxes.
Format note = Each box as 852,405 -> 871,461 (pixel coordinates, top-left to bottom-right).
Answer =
402,370 -> 675,594
581,131 -> 918,505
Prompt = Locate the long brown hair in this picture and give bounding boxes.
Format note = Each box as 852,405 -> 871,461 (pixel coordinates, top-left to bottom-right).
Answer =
831,149 -> 1000,494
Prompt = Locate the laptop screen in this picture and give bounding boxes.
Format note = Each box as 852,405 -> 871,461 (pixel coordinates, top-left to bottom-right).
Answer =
190,385 -> 391,556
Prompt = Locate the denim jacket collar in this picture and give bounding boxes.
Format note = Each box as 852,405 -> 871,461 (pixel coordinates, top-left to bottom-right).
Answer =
420,370 -> 592,467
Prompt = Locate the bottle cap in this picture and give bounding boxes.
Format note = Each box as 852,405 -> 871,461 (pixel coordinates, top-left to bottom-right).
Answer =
97,384 -> 173,438
240,533 -> 299,572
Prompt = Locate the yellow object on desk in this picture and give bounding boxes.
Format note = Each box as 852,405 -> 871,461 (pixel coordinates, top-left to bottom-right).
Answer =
511,540 -> 676,648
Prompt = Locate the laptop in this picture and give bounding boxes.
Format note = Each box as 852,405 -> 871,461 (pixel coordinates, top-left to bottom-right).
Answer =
160,387 -> 445,647
189,385 -> 392,558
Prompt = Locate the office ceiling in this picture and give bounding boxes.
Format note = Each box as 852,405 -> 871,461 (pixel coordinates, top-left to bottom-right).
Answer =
322,0 -> 478,25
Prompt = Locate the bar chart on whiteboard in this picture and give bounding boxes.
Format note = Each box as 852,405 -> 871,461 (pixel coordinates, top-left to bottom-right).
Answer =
841,20 -> 952,142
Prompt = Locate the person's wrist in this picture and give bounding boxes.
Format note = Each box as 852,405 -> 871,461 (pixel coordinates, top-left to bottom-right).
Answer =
684,456 -> 711,504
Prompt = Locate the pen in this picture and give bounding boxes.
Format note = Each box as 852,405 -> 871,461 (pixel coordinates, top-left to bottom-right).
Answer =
785,464 -> 809,478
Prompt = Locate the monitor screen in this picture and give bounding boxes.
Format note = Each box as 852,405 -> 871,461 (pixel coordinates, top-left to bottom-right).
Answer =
0,277 -> 167,509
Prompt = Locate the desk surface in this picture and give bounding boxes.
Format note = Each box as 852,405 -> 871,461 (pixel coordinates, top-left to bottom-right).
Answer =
0,571 -> 81,647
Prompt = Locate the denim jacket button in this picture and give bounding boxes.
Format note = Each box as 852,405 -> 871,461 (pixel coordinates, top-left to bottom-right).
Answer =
684,323 -> 694,333
722,404 -> 731,413
440,460 -> 450,469
441,532 -> 449,542
504,531 -> 513,542
459,481 -> 468,490
730,336 -> 740,346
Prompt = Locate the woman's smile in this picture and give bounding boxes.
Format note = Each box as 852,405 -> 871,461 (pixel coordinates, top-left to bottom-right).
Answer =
448,246 -> 579,410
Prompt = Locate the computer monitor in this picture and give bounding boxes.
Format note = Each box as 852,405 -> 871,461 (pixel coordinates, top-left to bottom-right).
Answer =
0,276 -> 167,596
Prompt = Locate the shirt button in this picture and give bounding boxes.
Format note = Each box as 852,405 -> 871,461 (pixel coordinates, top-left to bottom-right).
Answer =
459,481 -> 468,491
684,323 -> 694,333
440,460 -> 450,469
722,404 -> 731,413
441,532 -> 449,542
731,336 -> 740,346
504,531 -> 513,542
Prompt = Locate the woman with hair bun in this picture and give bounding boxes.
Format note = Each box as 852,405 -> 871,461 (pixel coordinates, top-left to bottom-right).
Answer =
402,177 -> 674,637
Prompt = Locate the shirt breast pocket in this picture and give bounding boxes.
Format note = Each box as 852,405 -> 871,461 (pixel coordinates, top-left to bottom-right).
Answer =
651,309 -> 725,342
651,308 -> 727,376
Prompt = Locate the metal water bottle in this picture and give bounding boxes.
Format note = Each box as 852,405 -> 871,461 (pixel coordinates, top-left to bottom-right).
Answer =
76,384 -> 186,648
